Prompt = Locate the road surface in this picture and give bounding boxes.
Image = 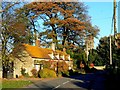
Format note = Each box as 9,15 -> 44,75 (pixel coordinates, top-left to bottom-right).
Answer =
25,71 -> 105,90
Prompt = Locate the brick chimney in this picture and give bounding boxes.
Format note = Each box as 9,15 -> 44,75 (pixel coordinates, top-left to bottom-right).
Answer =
63,48 -> 66,52
51,43 -> 55,51
35,33 -> 40,47
35,40 -> 40,47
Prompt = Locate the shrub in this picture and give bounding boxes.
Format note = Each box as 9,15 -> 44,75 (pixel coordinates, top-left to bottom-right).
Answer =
57,61 -> 69,73
68,69 -> 74,76
90,67 -> 97,73
57,72 -> 62,77
39,68 -> 57,78
24,73 -> 29,77
62,71 -> 69,77
42,61 -> 51,69
31,68 -> 38,78
18,75 -> 24,78
21,68 -> 26,76
21,68 -> 29,77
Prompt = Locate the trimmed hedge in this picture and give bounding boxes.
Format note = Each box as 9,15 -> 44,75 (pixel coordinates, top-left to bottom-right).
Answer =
39,68 -> 57,78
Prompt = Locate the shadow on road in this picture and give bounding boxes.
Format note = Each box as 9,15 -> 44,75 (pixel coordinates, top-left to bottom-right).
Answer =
26,70 -> 106,90
65,70 -> 106,90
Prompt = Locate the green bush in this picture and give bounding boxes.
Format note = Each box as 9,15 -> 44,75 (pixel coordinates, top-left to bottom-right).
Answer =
21,68 -> 29,77
39,68 -> 57,78
24,73 -> 29,77
57,61 -> 69,73
43,61 -> 51,69
21,68 -> 26,76
62,71 -> 70,77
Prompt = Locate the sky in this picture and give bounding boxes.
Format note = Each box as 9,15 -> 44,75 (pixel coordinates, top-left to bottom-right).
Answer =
85,2 -> 118,48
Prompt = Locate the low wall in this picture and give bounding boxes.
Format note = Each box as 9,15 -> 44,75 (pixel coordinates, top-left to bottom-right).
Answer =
0,69 -> 2,78
94,66 -> 106,70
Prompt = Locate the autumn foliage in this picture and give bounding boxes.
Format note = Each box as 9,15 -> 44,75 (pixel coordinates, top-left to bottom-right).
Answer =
1,2 -> 99,77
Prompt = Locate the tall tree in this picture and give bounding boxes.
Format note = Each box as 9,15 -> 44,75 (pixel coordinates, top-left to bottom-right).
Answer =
1,2 -> 31,71
96,36 -> 120,66
11,2 -> 100,68
24,2 -> 99,50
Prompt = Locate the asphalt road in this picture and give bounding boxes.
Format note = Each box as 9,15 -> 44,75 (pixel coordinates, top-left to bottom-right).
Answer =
24,71 -> 106,90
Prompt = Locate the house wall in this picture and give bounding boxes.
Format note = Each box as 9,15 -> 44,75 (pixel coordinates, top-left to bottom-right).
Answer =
0,68 -> 2,78
33,58 -> 50,71
0,54 -> 2,78
14,55 -> 34,78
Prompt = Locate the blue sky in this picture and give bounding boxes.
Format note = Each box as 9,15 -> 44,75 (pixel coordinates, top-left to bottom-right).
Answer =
85,2 -> 114,48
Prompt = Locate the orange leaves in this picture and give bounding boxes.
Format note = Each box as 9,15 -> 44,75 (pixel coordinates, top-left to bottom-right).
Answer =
50,18 -> 59,24
58,18 -> 86,31
23,2 -> 95,46
28,2 -> 59,14
26,2 -> 74,18
25,2 -> 87,32
58,20 -> 67,26
63,10 -> 74,16
72,26 -> 86,31
67,18 -> 84,24
8,22 -> 26,37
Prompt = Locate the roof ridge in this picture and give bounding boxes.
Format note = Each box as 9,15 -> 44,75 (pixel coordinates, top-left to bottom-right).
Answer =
23,44 -> 69,59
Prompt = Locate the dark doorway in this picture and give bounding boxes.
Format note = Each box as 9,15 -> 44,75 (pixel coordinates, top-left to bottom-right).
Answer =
2,61 -> 14,78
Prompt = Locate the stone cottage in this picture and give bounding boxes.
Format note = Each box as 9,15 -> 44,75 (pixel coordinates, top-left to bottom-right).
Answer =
13,43 -> 73,78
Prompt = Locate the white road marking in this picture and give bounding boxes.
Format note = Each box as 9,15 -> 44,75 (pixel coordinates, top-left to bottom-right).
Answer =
52,80 -> 70,90
79,80 -> 84,83
52,78 -> 84,90
52,85 -> 61,90
63,81 -> 70,85
70,79 -> 84,83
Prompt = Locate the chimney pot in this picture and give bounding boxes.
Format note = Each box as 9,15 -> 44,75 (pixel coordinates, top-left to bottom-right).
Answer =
51,43 -> 55,51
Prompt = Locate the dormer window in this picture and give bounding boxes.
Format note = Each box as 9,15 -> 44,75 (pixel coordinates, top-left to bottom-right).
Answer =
68,55 -> 70,61
48,52 -> 54,59
60,55 -> 65,60
55,53 -> 59,60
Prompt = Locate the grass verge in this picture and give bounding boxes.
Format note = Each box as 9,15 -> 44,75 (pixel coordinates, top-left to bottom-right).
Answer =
2,79 -> 32,88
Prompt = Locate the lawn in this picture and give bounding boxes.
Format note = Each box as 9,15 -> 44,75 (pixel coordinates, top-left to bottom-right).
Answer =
2,79 -> 32,88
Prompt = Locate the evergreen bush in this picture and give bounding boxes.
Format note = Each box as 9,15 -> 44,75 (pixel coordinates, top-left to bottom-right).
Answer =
21,68 -> 29,77
39,68 -> 57,78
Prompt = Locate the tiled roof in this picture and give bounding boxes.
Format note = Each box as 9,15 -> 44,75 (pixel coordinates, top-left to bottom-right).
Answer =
23,44 -> 52,59
54,50 -> 67,55
22,44 -> 71,60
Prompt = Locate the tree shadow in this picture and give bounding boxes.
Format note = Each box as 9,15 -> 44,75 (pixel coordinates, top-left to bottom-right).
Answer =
65,70 -> 106,90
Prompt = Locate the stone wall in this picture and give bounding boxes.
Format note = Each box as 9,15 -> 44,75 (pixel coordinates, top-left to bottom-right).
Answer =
94,66 -> 106,70
0,68 -> 2,78
13,51 -> 34,78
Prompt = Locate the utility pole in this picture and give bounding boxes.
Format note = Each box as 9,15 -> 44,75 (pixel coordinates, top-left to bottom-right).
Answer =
86,41 -> 88,63
110,35 -> 112,65
109,0 -> 117,66
113,0 -> 118,70
114,0 -> 117,36
86,39 -> 89,65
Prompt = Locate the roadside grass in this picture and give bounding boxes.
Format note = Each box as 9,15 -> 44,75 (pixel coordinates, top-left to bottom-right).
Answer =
2,79 -> 32,88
